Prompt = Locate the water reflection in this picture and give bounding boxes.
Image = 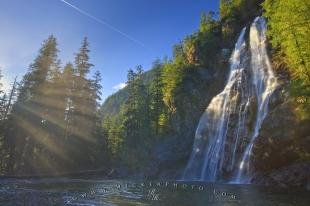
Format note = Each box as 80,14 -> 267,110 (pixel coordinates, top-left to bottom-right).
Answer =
0,179 -> 309,205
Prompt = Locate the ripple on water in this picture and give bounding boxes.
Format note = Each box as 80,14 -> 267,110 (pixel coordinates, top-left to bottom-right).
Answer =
0,179 -> 309,206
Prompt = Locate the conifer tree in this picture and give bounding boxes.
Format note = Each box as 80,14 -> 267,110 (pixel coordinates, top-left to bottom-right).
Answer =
149,60 -> 164,136
71,37 -> 96,169
5,35 -> 61,174
122,66 -> 151,170
62,63 -> 75,140
0,77 -> 18,173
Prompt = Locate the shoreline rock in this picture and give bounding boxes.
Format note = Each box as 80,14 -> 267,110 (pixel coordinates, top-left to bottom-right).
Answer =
251,161 -> 310,190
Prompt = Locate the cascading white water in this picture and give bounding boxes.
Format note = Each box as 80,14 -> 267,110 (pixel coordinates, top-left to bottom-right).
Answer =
183,17 -> 278,183
235,17 -> 278,182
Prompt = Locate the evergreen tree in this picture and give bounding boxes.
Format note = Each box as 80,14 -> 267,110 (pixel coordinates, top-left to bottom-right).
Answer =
0,36 -> 105,174
149,60 -> 165,136
62,63 -> 75,140
0,77 -> 18,173
0,68 -> 5,173
90,70 -> 105,165
75,37 -> 93,77
71,37 -> 97,169
5,35 -> 61,174
102,114 -> 123,165
122,66 -> 151,170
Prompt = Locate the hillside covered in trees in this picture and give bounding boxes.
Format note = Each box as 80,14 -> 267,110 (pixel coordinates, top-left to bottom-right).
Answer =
99,0 -> 310,179
0,0 -> 309,182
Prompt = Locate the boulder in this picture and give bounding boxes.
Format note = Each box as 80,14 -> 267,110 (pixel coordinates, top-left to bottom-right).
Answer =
251,161 -> 310,190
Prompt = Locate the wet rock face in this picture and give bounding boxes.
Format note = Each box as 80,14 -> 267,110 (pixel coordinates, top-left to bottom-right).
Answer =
146,134 -> 194,180
251,161 -> 310,189
220,73 -> 254,177
252,101 -> 299,172
252,98 -> 310,173
267,85 -> 288,110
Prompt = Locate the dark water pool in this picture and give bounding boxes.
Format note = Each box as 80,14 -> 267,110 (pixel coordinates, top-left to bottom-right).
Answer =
0,178 -> 309,205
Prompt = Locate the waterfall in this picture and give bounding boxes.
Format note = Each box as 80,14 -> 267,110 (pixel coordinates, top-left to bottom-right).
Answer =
183,17 -> 278,183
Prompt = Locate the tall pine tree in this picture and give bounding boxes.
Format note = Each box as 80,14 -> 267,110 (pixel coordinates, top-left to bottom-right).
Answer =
5,35 -> 61,174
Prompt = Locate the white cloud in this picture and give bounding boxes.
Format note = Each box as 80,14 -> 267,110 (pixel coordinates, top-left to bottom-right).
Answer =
113,82 -> 126,90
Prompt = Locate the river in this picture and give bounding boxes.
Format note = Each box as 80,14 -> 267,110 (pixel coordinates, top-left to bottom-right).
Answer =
0,178 -> 309,205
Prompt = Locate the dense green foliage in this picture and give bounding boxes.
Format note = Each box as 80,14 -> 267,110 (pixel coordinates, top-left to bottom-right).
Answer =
102,63 -> 167,171
263,0 -> 310,115
220,0 -> 263,47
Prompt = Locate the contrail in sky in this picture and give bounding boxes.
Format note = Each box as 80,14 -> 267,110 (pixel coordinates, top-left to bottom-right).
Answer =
60,0 -> 145,47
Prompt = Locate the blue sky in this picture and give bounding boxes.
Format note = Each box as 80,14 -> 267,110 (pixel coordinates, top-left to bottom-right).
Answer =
0,0 -> 219,100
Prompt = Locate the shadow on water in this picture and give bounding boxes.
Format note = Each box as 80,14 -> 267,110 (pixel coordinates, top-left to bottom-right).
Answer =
0,179 -> 309,206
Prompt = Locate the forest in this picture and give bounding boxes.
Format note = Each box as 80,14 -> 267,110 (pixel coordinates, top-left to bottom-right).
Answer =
0,0 -> 309,177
